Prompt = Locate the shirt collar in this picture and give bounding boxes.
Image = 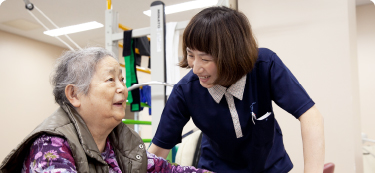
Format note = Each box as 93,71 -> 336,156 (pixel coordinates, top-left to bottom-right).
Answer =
207,75 -> 247,104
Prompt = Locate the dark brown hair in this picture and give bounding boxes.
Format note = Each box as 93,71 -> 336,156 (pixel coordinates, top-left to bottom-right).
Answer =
180,6 -> 258,86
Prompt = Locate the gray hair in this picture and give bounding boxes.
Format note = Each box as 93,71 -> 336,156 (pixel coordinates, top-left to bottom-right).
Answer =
51,47 -> 117,106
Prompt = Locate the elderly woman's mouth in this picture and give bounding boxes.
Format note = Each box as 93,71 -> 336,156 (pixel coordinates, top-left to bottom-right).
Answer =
113,100 -> 124,106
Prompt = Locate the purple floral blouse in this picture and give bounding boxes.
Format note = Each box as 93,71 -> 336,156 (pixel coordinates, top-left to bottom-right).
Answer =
22,134 -> 213,173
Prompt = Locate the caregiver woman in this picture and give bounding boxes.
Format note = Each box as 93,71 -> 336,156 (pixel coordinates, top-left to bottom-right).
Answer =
148,6 -> 324,173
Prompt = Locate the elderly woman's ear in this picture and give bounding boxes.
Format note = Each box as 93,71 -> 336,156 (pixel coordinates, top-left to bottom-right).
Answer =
65,84 -> 81,107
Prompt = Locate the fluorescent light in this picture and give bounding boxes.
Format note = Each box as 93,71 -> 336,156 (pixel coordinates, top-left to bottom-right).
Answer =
143,0 -> 218,17
0,0 -> 5,6
43,21 -> 103,37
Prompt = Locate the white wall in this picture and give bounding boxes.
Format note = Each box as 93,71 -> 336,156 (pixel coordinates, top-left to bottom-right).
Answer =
357,4 -> 375,143
0,30 -> 65,161
239,0 -> 362,172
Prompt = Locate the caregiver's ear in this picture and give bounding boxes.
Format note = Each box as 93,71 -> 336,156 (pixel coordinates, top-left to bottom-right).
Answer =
65,84 -> 81,107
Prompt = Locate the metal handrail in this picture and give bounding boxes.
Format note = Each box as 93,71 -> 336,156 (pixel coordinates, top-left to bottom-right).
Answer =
142,139 -> 152,143
362,133 -> 375,158
119,63 -> 151,74
127,81 -> 174,91
363,138 -> 375,143
122,119 -> 151,125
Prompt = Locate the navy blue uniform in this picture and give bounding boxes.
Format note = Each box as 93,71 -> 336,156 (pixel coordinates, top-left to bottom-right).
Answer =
152,48 -> 315,172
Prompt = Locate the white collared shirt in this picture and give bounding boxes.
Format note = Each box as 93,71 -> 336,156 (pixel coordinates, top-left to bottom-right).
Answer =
207,75 -> 247,138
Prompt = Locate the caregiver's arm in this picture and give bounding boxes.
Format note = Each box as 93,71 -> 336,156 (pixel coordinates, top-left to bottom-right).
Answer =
299,105 -> 325,173
148,143 -> 170,159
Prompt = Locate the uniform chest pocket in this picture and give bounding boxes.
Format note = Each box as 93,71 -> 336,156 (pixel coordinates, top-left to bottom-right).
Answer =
251,112 -> 271,124
251,112 -> 275,147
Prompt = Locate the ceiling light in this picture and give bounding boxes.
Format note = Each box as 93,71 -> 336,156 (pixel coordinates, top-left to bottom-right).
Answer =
43,21 -> 103,37
143,0 -> 218,17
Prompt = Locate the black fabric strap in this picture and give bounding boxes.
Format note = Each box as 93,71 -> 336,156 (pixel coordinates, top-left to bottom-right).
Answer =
122,30 -> 132,57
134,37 -> 150,56
192,132 -> 203,167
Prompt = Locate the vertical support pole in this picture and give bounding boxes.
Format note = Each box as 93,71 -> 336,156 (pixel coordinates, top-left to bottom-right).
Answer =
217,0 -> 237,9
105,9 -> 119,59
134,112 -> 139,133
150,1 -> 166,137
228,0 -> 238,10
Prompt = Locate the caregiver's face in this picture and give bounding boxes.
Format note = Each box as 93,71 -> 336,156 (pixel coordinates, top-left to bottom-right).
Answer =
79,56 -> 127,126
187,47 -> 218,88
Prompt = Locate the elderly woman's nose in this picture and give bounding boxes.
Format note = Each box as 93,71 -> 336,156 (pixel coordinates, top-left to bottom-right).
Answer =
116,80 -> 125,93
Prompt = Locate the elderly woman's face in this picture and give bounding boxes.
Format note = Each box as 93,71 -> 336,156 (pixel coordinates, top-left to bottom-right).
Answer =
78,56 -> 127,127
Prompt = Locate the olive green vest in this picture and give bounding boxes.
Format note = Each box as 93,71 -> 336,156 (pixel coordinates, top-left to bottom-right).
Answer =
0,104 -> 147,173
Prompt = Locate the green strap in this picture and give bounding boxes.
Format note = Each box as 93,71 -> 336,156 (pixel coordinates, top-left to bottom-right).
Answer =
124,40 -> 141,112
124,40 -> 135,104
126,101 -> 150,108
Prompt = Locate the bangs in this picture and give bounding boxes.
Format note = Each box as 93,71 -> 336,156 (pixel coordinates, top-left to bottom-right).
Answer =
180,6 -> 258,86
183,15 -> 217,56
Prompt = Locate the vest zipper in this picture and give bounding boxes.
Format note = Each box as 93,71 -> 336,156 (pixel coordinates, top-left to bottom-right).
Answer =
127,160 -> 132,173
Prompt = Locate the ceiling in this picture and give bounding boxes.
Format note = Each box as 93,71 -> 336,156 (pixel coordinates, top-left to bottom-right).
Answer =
0,0 -> 372,50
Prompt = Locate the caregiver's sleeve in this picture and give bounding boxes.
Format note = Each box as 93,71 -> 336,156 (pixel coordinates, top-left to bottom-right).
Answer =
269,52 -> 315,119
152,85 -> 190,149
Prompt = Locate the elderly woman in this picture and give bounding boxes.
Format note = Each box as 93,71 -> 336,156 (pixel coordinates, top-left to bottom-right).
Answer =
0,47 -> 212,173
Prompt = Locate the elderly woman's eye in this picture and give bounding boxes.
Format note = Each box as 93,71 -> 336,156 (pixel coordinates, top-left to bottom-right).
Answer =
107,78 -> 114,82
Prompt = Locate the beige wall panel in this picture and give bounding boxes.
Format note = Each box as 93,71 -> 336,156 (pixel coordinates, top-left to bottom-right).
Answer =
357,4 -> 375,142
239,0 -> 362,172
0,30 -> 66,161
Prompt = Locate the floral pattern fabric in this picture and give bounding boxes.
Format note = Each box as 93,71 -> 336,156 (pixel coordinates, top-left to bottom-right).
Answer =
21,134 -> 76,173
22,134 -> 213,173
21,134 -> 121,173
147,152 -> 213,173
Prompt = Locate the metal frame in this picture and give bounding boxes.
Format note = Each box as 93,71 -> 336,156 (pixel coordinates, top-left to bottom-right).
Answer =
363,136 -> 375,158
150,1 -> 166,137
105,9 -> 119,58
105,0 -> 234,138
105,1 -> 187,138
